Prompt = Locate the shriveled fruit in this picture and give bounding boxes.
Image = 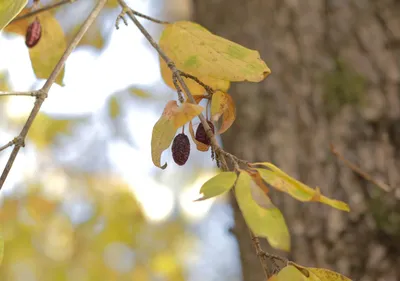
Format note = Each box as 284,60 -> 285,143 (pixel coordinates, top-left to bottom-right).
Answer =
195,121 -> 215,145
25,17 -> 42,48
172,133 -> 190,166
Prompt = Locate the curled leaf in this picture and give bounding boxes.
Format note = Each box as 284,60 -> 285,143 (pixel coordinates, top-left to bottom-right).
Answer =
195,172 -> 237,201
253,162 -> 350,212
151,117 -> 176,169
211,91 -> 236,134
235,171 -> 290,251
159,21 -> 271,82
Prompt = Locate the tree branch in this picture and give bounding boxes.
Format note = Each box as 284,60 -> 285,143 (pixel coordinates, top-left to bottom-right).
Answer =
116,1 -> 279,278
11,0 -> 78,23
0,0 -> 108,190
116,0 -> 230,171
330,143 -> 392,192
0,91 -> 39,97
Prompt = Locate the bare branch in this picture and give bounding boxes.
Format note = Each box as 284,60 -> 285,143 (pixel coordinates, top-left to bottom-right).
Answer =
11,0 -> 78,23
130,10 -> 170,25
0,0 -> 108,190
330,144 -> 392,192
0,91 -> 39,97
250,231 -> 272,277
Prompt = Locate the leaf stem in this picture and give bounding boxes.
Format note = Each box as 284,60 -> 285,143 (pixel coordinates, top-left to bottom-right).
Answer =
11,0 -> 78,23
0,0 -> 108,190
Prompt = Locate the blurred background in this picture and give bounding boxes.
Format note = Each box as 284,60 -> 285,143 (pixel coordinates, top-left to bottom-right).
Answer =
1,0 -> 400,281
0,0 -> 241,280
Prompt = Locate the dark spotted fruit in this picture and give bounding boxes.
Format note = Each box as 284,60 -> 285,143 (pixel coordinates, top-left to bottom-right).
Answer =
172,133 -> 190,166
25,18 -> 42,48
195,121 -> 215,146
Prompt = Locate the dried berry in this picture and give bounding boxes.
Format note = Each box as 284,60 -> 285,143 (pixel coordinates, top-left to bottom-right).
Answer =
195,121 -> 215,145
171,133 -> 190,166
25,18 -> 42,48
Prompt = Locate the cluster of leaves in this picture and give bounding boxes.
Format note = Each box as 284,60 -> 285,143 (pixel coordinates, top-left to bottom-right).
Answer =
152,20 -> 352,280
152,21 -> 270,168
196,163 -> 349,252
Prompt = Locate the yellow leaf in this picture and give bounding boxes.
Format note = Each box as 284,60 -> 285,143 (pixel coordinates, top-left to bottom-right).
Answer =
67,19 -> 104,50
235,171 -> 290,251
211,91 -> 228,121
0,224 -> 3,266
0,0 -> 27,31
248,176 -> 275,210
211,91 -> 236,134
188,120 -> 209,152
194,172 -> 237,201
159,56 -> 230,95
247,169 -> 270,195
162,100 -> 204,129
28,12 -> 66,85
151,101 -> 203,169
254,163 -> 350,212
130,88 -> 151,99
28,113 -> 73,150
105,0 -> 119,8
289,262 -> 353,281
270,265 -> 308,281
0,72 -> 10,91
159,21 -> 271,82
3,7 -> 31,35
307,268 -> 352,281
151,117 -> 176,169
108,96 -> 120,119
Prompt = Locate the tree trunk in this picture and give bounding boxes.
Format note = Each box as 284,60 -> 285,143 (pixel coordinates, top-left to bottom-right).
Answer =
192,1 -> 400,280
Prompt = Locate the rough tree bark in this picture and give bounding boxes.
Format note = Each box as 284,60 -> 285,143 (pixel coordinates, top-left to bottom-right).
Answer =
192,1 -> 400,280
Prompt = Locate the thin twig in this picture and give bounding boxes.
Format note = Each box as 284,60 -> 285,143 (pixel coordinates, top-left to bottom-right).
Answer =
0,91 -> 39,97
179,71 -> 215,95
0,0 -> 108,190
250,231 -> 271,277
115,10 -> 128,30
172,73 -> 184,103
131,9 -> 170,24
330,144 -> 392,192
116,1 -> 277,278
0,137 -> 23,152
11,0 -> 77,23
116,0 -> 230,170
